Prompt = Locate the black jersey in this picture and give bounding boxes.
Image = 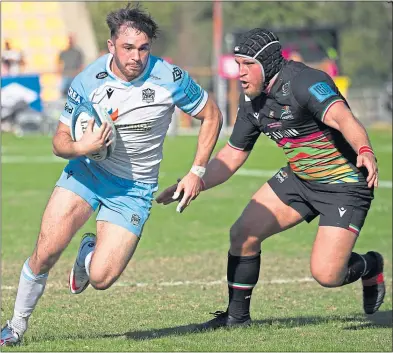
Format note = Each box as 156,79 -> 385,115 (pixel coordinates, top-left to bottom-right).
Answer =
229,60 -> 367,184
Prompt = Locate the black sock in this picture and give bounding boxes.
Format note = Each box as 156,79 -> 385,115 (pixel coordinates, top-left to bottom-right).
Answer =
361,252 -> 379,280
227,251 -> 260,321
341,252 -> 377,286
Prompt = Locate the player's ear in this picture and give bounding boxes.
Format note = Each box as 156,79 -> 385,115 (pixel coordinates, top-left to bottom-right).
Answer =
107,38 -> 115,55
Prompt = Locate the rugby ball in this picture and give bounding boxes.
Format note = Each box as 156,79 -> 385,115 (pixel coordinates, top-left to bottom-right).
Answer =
71,101 -> 116,161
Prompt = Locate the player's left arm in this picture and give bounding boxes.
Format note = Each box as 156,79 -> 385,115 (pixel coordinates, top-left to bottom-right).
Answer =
323,102 -> 377,188
175,96 -> 223,212
292,69 -> 378,188
171,67 -> 223,212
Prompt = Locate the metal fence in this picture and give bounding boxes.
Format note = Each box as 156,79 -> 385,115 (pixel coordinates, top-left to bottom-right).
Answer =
2,85 -> 391,138
346,85 -> 392,127
170,85 -> 393,137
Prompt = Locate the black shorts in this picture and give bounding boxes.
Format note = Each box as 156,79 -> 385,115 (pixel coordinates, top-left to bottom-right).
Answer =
267,165 -> 374,235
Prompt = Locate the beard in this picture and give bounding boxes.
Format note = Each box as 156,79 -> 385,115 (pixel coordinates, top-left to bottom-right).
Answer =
244,84 -> 263,99
113,56 -> 143,81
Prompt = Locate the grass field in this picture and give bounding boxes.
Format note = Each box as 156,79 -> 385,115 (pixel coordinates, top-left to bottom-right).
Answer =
1,130 -> 392,352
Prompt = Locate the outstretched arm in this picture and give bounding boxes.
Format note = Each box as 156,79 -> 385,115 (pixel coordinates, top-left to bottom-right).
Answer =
159,89 -> 259,212
201,143 -> 250,190
156,143 -> 250,207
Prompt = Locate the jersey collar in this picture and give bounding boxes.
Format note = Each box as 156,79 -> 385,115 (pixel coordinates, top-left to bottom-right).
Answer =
266,61 -> 287,97
264,73 -> 279,94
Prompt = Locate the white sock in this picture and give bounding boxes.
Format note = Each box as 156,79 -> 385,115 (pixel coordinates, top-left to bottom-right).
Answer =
85,251 -> 94,277
11,258 -> 48,336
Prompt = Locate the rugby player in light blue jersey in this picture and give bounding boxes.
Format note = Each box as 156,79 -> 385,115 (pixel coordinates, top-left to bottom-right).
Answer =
1,4 -> 222,346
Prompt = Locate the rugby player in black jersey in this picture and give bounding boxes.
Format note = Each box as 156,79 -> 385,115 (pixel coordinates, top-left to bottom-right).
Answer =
157,28 -> 384,329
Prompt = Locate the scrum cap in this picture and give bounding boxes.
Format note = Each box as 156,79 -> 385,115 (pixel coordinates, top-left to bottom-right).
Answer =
234,28 -> 284,88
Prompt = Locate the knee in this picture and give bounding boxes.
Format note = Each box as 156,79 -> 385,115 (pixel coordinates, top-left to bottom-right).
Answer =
229,223 -> 260,253
311,265 -> 344,288
89,271 -> 119,291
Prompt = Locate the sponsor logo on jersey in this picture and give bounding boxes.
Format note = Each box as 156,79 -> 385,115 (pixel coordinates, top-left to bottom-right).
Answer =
108,108 -> 119,121
265,128 -> 299,140
267,121 -> 282,128
149,74 -> 161,80
280,106 -> 294,120
106,87 -> 114,99
172,67 -> 183,82
64,102 -> 73,114
67,87 -> 83,104
338,207 -> 347,217
142,88 -> 155,103
184,80 -> 201,102
116,122 -> 153,132
96,71 -> 108,79
308,82 -> 337,103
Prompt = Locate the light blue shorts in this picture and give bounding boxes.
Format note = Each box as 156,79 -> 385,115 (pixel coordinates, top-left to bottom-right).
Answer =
55,158 -> 158,237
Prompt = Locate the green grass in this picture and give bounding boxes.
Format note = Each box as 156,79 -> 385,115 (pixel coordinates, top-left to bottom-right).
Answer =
1,130 -> 392,351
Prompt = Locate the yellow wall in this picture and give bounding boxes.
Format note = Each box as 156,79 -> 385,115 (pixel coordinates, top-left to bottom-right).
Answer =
333,76 -> 351,99
2,1 -> 98,102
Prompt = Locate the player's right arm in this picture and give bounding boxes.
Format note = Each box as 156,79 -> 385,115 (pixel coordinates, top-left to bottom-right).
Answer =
52,77 -> 112,159
52,120 -> 112,159
200,93 -> 260,190
156,94 -> 259,205
155,145 -> 249,206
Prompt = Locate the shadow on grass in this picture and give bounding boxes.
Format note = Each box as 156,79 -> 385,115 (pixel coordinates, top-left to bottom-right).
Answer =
101,310 -> 392,341
24,310 -> 392,344
343,310 -> 392,330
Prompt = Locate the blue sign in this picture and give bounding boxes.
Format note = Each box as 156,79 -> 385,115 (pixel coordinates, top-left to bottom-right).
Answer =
1,74 -> 43,112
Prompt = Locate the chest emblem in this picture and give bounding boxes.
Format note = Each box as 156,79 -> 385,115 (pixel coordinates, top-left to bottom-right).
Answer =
142,88 -> 155,103
282,82 -> 290,96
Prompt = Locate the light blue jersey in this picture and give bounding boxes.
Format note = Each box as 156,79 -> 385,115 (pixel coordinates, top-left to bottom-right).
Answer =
56,54 -> 208,235
60,54 -> 208,183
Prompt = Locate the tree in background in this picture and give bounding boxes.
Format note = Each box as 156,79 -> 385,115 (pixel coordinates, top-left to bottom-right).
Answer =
222,2 -> 392,86
86,1 -> 212,68
87,1 -> 392,87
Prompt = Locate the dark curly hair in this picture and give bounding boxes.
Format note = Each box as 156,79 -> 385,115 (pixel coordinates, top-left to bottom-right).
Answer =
106,3 -> 158,40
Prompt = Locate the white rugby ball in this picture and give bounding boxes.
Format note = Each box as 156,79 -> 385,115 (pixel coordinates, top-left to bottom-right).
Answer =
70,101 -> 116,161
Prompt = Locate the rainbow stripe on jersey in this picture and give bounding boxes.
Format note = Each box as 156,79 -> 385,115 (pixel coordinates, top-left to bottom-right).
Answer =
278,130 -> 359,184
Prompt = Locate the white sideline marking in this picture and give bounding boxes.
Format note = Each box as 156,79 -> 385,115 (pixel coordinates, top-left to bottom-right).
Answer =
114,277 -> 316,288
1,277 -> 315,291
1,156 -> 66,163
1,156 -> 392,189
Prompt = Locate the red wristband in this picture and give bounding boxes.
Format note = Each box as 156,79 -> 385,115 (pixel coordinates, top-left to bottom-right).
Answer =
358,146 -> 374,155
